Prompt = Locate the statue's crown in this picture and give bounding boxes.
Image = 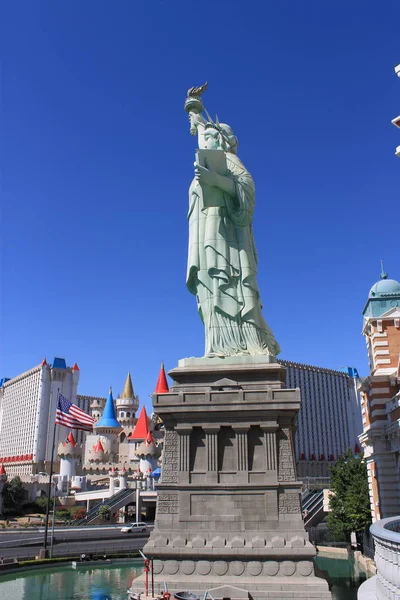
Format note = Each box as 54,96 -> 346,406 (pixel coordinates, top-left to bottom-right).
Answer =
204,121 -> 223,134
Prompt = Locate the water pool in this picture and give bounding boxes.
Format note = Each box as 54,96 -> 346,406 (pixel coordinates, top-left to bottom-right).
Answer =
315,553 -> 370,599
0,556 -> 370,600
0,560 -> 143,600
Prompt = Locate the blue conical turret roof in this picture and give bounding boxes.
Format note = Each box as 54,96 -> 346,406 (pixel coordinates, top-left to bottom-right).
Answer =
95,387 -> 121,430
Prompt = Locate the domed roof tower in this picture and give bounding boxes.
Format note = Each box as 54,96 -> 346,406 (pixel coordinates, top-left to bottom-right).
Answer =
363,263 -> 400,318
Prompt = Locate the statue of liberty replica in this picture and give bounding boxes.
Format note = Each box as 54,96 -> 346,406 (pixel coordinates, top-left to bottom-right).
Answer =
185,83 -> 280,358
129,85 -> 331,600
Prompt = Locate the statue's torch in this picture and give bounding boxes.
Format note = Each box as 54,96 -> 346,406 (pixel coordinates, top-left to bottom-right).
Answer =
184,95 -> 204,136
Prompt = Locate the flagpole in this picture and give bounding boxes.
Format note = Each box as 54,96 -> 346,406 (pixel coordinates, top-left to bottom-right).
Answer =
42,388 -> 59,556
50,479 -> 56,558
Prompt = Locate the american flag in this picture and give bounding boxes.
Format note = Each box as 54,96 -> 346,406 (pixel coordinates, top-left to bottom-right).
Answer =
55,393 -> 95,432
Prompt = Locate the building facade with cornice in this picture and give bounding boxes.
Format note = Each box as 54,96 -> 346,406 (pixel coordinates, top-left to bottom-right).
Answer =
280,360 -> 362,478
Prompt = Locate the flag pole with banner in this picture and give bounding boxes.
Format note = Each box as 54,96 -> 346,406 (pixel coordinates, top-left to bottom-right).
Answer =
41,391 -> 95,556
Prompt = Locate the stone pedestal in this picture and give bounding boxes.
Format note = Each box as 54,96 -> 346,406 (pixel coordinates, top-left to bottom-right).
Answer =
130,358 -> 331,599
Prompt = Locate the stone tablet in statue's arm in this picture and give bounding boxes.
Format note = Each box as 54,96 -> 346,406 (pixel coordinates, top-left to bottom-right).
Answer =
196,149 -> 227,208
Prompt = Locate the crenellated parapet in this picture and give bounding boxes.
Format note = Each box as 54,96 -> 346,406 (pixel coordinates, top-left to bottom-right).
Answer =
57,440 -> 82,460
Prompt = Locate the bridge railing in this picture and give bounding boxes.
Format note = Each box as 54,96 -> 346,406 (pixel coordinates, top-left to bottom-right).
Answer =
359,515 -> 400,599
371,516 -> 400,599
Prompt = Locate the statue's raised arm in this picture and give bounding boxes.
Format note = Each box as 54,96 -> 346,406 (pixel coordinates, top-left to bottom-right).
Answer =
184,84 -> 280,358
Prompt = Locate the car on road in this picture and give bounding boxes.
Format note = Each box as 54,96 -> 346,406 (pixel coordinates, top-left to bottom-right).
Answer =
120,522 -> 148,533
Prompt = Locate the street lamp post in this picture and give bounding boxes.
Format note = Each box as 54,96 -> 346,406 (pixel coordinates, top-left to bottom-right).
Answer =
392,63 -> 400,157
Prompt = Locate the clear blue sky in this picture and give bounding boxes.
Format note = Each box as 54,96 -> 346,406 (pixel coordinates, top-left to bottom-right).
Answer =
1,1 -> 399,411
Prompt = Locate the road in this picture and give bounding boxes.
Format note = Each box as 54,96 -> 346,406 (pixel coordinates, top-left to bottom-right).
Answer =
0,527 -> 150,560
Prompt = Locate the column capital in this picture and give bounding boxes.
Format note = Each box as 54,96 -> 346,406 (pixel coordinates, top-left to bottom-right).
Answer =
203,425 -> 221,434
232,425 -> 250,433
175,425 -> 193,434
261,422 -> 278,432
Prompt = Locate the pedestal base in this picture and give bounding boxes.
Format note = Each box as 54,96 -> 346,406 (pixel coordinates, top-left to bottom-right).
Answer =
129,558 -> 331,599
140,359 -> 331,600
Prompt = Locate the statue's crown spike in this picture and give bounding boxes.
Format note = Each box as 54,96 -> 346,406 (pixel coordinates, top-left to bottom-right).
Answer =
204,107 -> 213,123
380,259 -> 388,280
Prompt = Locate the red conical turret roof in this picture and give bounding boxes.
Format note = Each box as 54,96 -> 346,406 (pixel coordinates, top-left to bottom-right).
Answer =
128,406 -> 149,440
155,362 -> 169,394
67,432 -> 77,447
41,357 -> 47,366
93,439 -> 104,453
145,431 -> 155,446
0,464 -> 5,475
72,362 -> 80,371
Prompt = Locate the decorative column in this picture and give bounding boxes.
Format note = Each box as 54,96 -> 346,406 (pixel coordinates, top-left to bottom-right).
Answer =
233,425 -> 249,484
175,425 -> 192,484
261,423 -> 278,474
204,426 -> 220,484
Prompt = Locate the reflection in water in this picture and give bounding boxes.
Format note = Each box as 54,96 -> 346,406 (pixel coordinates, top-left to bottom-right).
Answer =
0,561 -> 142,600
315,553 -> 370,600
0,557 -> 370,600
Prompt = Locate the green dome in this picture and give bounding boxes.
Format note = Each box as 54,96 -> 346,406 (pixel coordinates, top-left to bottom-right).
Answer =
369,278 -> 400,297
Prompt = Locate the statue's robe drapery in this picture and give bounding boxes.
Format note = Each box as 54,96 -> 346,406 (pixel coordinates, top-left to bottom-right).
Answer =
187,152 -> 280,356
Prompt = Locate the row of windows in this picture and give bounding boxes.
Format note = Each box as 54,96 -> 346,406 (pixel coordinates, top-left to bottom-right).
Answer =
286,367 -> 355,457
0,373 -> 40,457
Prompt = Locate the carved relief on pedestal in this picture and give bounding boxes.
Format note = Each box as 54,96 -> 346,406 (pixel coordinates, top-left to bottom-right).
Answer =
278,491 -> 301,514
161,430 -> 178,483
157,492 -> 179,514
278,427 -> 296,482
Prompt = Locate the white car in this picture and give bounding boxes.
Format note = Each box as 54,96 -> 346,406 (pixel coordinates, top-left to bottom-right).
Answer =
120,522 -> 148,533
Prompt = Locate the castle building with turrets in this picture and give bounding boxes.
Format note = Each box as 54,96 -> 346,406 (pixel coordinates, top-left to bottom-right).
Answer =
0,362 -> 163,490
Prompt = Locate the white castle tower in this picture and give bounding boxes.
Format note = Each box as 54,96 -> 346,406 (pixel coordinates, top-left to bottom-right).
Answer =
128,406 -> 161,476
115,373 -> 139,430
135,431 -> 160,476
84,387 -> 122,471
57,432 -> 86,495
